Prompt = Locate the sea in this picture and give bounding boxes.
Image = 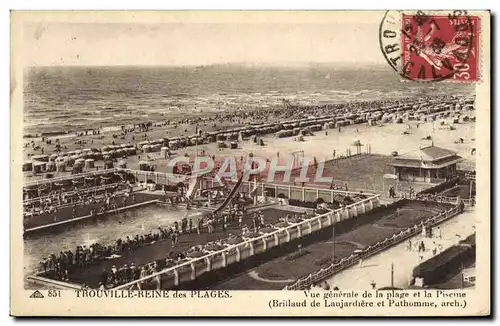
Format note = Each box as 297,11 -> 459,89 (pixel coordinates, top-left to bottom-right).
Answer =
23,64 -> 472,137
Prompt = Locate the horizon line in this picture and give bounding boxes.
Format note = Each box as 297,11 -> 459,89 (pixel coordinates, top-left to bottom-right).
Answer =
26,61 -> 388,69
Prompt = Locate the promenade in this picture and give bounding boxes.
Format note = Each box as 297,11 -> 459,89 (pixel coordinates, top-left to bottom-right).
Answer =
325,209 -> 476,290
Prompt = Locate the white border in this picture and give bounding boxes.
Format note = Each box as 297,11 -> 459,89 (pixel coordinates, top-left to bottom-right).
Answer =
3,0 -> 497,324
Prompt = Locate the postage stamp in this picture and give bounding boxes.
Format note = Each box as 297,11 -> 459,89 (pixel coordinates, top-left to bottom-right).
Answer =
10,10 -> 491,317
380,10 -> 481,82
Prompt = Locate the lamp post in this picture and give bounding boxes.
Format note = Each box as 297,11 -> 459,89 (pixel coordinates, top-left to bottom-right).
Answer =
332,221 -> 335,264
391,263 -> 394,288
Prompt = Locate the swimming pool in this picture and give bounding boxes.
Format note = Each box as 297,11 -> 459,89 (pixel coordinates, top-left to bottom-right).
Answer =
24,203 -> 197,278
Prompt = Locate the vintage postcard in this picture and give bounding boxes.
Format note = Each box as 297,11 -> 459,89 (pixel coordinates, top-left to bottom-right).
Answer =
10,10 -> 491,316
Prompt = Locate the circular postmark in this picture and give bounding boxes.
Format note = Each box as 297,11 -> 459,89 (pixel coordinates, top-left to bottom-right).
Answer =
379,10 -> 476,82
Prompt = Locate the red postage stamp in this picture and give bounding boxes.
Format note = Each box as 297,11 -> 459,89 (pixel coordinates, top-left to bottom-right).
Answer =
400,11 -> 479,82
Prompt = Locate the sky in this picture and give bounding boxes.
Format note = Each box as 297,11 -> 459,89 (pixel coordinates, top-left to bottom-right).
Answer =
19,12 -> 386,67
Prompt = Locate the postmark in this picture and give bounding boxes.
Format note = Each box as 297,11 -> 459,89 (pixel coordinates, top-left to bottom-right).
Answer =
380,10 -> 480,82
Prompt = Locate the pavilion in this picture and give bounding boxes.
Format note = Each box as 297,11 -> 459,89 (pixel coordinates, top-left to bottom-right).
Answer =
390,145 -> 463,183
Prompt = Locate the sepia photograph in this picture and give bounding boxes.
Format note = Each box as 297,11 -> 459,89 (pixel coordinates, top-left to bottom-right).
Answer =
10,10 -> 491,316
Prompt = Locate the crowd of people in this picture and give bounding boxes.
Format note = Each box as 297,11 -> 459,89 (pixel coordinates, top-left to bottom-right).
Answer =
39,223 -> 189,286
39,190 -> 320,289
23,181 -> 133,220
26,94 -> 471,169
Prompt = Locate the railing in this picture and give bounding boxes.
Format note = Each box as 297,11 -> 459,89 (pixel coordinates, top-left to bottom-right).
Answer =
25,199 -> 160,233
439,196 -> 475,206
24,168 -> 377,203
23,190 -> 134,217
113,194 -> 380,290
116,169 -> 377,200
23,183 -> 126,206
282,203 -> 462,290
417,194 -> 475,206
24,168 -> 121,187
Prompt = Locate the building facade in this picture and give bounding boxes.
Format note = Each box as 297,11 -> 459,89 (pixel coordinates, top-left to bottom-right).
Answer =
390,145 -> 463,183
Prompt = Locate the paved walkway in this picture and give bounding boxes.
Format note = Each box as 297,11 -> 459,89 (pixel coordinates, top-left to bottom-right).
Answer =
325,208 -> 476,290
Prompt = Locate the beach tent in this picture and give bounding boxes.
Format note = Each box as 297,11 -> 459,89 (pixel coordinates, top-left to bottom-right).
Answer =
22,161 -> 33,172
32,155 -> 49,162
115,149 -> 125,157
75,158 -> 86,166
126,147 -> 137,155
64,156 -> 74,167
169,140 -> 179,150
85,159 -> 95,169
49,154 -> 58,162
217,134 -> 227,141
104,161 -> 114,169
139,161 -> 149,171
275,130 -> 287,138
142,145 -> 152,153
92,152 -> 104,161
46,161 -> 56,172
56,162 -> 66,172
117,160 -> 127,168
311,124 -> 322,132
32,161 -> 46,174
72,165 -> 83,174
